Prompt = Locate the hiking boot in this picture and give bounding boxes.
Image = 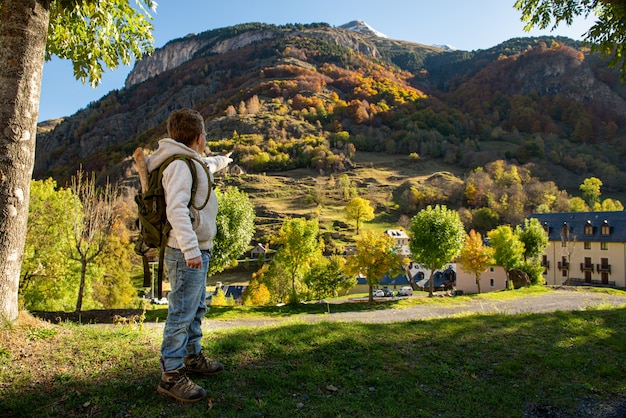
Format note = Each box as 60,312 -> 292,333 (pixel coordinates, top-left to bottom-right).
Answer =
184,351 -> 224,376
157,367 -> 206,403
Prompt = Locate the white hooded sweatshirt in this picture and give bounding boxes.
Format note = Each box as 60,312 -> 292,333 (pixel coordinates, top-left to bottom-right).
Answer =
146,137 -> 232,261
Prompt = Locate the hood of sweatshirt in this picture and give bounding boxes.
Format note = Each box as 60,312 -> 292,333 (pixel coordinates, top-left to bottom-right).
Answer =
146,137 -> 198,173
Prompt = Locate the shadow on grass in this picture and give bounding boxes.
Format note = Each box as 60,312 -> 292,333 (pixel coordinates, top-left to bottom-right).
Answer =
4,307 -> 626,417
30,298 -> 421,324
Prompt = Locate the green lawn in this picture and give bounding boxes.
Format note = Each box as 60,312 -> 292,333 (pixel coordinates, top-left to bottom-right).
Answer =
2,288 -> 626,417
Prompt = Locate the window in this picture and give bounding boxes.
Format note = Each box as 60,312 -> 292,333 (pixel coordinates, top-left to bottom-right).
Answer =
562,269 -> 568,277
601,242 -> 608,250
584,221 -> 593,235
489,267 -> 494,272
561,241 -> 567,248
490,279 -> 494,287
584,242 -> 591,250
601,220 -> 610,235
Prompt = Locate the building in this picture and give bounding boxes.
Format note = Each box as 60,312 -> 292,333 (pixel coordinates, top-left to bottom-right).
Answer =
385,229 -> 410,255
530,211 -> 626,288
348,261 -> 507,296
455,265 -> 508,294
250,243 -> 268,259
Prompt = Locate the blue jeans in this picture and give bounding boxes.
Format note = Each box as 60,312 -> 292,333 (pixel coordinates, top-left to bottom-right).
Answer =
160,246 -> 210,372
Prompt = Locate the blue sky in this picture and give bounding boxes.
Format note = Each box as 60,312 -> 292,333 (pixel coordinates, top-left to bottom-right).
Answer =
39,0 -> 595,122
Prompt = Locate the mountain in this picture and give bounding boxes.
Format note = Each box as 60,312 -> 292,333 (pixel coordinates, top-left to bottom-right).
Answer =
34,22 -> 626,198
338,20 -> 388,38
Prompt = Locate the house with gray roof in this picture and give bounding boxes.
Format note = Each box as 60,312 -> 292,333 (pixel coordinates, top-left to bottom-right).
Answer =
529,211 -> 626,288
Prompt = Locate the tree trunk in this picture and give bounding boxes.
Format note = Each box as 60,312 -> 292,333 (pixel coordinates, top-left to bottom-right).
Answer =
75,258 -> 87,313
0,0 -> 51,322
428,271 -> 434,297
476,274 -> 481,294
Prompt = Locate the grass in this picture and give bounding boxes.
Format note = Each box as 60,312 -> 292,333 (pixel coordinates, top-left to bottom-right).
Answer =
2,288 -> 626,417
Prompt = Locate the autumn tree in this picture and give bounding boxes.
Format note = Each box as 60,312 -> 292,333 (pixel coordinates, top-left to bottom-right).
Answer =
408,205 -> 466,297
0,0 -> 155,321
68,168 -> 119,313
600,198 -> 624,211
457,229 -> 494,294
569,196 -> 589,212
345,230 -> 401,302
337,174 -> 354,200
345,197 -> 375,235
579,177 -> 603,208
92,233 -> 137,309
251,261 -> 291,304
210,288 -> 228,306
515,0 -> 626,79
304,255 -> 354,300
242,280 -> 271,306
487,225 -> 525,288
273,217 -> 322,303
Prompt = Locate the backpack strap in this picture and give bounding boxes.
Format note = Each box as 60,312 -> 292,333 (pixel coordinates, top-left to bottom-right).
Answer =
159,154 -> 213,209
185,155 -> 213,211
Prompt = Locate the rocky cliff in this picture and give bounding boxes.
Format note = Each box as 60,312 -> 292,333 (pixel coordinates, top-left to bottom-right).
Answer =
125,24 -> 380,88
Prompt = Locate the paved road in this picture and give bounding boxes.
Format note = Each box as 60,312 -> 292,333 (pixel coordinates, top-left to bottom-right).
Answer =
200,289 -> 626,331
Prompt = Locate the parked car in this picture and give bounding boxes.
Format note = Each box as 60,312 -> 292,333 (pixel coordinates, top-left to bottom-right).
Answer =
381,288 -> 394,297
397,286 -> 413,296
372,289 -> 385,297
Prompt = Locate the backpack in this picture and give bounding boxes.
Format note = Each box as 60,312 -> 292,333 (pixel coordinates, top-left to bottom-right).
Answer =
134,154 -> 212,299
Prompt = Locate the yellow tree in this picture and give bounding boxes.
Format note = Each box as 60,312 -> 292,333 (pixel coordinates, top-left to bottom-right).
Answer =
242,281 -> 271,306
345,230 -> 401,302
273,217 -> 322,303
487,225 -> 525,288
579,177 -> 603,207
457,230 -> 494,294
345,197 -> 375,235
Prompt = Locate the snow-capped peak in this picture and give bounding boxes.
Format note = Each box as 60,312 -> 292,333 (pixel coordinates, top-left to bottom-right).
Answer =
433,44 -> 458,51
339,20 -> 388,38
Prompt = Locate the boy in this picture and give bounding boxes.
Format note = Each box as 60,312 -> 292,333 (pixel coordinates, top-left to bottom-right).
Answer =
148,108 -> 232,402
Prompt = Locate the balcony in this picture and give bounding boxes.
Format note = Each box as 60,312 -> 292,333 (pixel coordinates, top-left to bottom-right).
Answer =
597,264 -> 612,274
557,261 -> 569,270
541,260 -> 550,268
568,277 -> 616,288
580,263 -> 594,272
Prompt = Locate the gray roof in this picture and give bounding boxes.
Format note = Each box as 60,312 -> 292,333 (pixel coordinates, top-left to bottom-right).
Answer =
530,211 -> 626,242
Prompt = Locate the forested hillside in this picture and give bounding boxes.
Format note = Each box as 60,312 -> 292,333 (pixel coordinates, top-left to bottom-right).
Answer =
34,22 -> 626,214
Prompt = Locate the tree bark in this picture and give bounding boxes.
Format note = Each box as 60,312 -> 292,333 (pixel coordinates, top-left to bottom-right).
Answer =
0,0 -> 51,322
428,270 -> 434,297
76,259 -> 87,313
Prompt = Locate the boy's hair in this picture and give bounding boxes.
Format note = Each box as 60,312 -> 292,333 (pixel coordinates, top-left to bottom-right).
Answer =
167,108 -> 204,146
